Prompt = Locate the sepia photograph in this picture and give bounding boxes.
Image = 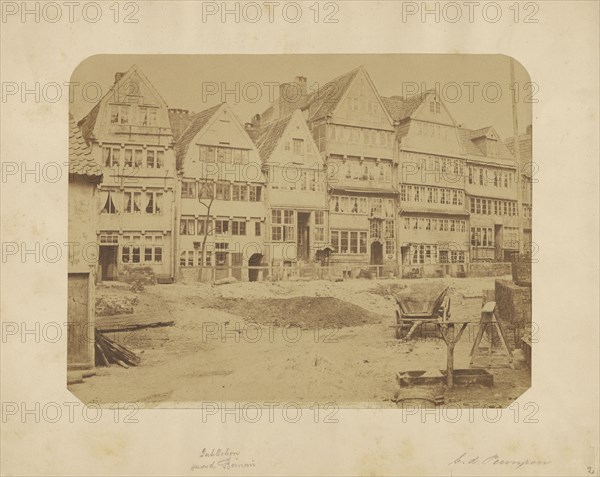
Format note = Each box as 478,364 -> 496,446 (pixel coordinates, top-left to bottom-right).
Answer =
68,54 -> 533,407
2,1 -> 598,476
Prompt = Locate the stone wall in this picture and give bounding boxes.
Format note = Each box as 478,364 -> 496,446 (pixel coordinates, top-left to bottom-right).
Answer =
467,262 -> 512,278
118,266 -> 156,286
495,279 -> 532,325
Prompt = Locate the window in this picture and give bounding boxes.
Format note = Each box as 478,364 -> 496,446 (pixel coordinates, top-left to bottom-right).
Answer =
504,227 -> 519,249
215,219 -> 229,235
410,244 -> 438,264
146,149 -> 164,168
180,218 -> 196,235
255,221 -> 261,236
370,198 -> 383,217
384,220 -> 395,238
340,231 -> 349,253
110,104 -> 130,125
249,185 -> 261,202
232,220 -> 246,236
293,138 -> 304,155
471,227 -> 494,247
370,220 -> 382,239
197,219 -> 212,236
101,191 -> 119,214
124,149 -> 143,168
99,234 -> 118,244
180,251 -> 194,267
314,211 -> 325,242
122,235 -> 141,264
215,242 -> 229,266
181,181 -> 196,199
232,184 -> 248,201
145,192 -> 163,214
103,146 -> 120,167
198,181 -> 214,200
143,235 -> 163,263
271,210 -> 295,242
124,191 -> 142,214
216,182 -> 231,200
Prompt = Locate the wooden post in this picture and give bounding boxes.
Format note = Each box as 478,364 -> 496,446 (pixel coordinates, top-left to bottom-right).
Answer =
447,326 -> 455,387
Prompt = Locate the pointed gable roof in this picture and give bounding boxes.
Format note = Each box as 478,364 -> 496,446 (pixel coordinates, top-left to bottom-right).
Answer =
77,64 -> 169,143
69,115 -> 102,179
174,103 -> 223,169
253,114 -> 293,163
301,66 -> 361,121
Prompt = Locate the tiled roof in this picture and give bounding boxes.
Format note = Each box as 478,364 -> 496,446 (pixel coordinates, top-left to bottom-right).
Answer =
381,91 -> 433,122
458,127 -> 516,163
505,134 -> 532,163
300,67 -> 361,121
470,126 -> 494,139
77,101 -> 101,143
69,115 -> 102,179
457,128 -> 486,156
254,114 -> 292,163
174,103 -> 223,169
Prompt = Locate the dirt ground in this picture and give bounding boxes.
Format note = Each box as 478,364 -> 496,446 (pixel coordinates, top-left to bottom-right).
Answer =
70,276 -> 531,408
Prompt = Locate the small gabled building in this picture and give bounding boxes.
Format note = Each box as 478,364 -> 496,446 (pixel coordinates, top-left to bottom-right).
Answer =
174,103 -> 265,282
261,66 -> 398,276
78,65 -> 177,282
383,91 -> 469,276
253,109 -> 328,266
460,126 -> 520,262
68,115 -> 102,370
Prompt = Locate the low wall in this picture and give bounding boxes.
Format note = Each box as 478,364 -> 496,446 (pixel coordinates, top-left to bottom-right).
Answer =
118,266 -> 156,285
467,262 -> 512,278
495,279 -> 532,348
495,279 -> 532,325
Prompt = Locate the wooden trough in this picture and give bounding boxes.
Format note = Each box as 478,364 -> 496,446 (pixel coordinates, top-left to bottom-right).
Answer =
397,369 -> 494,387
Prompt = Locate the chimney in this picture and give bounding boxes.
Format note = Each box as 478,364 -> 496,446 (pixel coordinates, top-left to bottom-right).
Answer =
168,109 -> 191,141
245,114 -> 262,142
295,76 -> 307,96
278,76 -> 308,118
114,72 -> 125,84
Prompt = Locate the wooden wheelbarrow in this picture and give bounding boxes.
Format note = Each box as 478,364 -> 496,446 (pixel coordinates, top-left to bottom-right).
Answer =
392,285 -> 451,339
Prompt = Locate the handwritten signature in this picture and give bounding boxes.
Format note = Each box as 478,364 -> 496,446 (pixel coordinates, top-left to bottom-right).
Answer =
191,448 -> 256,472
449,452 -> 551,469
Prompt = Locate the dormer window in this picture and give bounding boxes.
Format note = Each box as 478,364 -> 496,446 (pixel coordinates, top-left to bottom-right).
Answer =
430,100 -> 441,113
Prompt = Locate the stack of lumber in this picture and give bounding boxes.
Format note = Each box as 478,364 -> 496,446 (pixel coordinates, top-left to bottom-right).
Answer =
95,311 -> 174,333
95,330 -> 141,368
94,311 -> 174,368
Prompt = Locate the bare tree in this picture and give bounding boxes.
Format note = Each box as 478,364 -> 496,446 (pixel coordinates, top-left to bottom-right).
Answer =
197,180 -> 216,277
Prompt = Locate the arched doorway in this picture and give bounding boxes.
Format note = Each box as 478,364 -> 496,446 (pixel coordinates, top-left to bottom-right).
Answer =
248,253 -> 263,282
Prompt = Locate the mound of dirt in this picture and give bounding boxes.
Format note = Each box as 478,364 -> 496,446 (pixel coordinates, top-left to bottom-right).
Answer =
206,296 -> 386,329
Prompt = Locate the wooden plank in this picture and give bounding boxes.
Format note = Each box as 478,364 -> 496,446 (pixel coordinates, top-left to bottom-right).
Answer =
96,320 -> 174,333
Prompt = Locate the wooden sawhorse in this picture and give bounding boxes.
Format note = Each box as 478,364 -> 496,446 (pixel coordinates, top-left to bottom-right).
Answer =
470,301 -> 514,369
